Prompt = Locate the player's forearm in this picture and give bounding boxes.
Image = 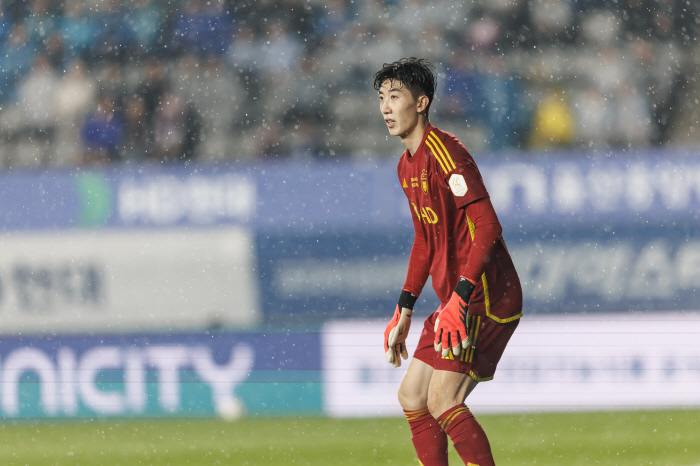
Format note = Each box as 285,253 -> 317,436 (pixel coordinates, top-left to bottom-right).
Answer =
403,230 -> 430,297
460,198 -> 502,284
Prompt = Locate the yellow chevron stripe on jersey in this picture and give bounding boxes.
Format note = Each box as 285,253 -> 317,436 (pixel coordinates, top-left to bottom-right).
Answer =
429,132 -> 456,171
425,138 -> 449,174
425,135 -> 451,173
466,214 -> 476,239
465,213 -> 523,324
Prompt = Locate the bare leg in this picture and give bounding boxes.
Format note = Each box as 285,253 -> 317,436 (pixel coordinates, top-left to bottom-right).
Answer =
426,369 -> 478,417
398,358 -> 448,466
398,357 -> 433,410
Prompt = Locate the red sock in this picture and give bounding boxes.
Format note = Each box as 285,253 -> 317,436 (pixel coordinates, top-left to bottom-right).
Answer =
437,404 -> 495,466
404,407 -> 448,466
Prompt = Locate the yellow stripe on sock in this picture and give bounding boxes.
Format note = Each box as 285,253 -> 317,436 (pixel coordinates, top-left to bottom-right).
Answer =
405,407 -> 431,421
440,407 -> 470,430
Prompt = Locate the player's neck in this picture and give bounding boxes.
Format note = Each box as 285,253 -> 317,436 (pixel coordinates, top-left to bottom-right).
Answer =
401,117 -> 430,157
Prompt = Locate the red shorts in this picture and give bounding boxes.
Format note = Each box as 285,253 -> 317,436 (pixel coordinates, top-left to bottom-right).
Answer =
413,309 -> 519,382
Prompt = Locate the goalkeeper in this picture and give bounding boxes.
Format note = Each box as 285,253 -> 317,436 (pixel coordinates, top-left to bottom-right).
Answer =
377,58 -> 523,466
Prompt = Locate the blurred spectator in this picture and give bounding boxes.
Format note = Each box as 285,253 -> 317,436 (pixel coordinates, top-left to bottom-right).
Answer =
24,0 -> 57,45
259,18 -> 304,75
0,0 -> 697,166
441,52 -> 488,123
285,54 -> 329,123
530,89 -> 575,149
136,57 -> 168,126
0,10 -> 12,45
227,24 -> 258,71
314,0 -> 351,39
54,59 -> 95,165
257,121 -> 288,159
572,87 -> 612,147
0,25 -> 34,103
480,56 -> 529,150
81,92 -> 126,164
92,0 -> 133,62
172,0 -> 232,58
124,0 -> 165,56
95,61 -> 128,102
59,0 -> 97,60
121,95 -> 150,161
288,119 -> 323,159
43,32 -> 65,68
186,57 -> 243,132
16,54 -> 59,141
152,90 -> 200,162
579,10 -> 621,46
530,0 -> 574,44
621,0 -> 654,38
613,81 -> 655,147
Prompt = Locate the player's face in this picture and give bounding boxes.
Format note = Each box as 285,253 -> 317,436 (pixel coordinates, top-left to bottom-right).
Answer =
378,80 -> 421,138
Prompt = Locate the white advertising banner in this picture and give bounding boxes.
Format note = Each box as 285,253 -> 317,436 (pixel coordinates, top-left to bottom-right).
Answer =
0,228 -> 259,331
322,312 -> 700,416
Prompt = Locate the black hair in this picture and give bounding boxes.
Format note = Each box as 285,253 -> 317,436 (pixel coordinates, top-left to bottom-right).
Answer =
373,57 -> 437,114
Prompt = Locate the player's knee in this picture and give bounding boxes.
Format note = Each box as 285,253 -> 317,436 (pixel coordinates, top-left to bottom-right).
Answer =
426,390 -> 458,419
397,381 -> 427,411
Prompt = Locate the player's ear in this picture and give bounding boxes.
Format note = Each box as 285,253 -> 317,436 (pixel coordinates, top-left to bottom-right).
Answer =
416,95 -> 429,114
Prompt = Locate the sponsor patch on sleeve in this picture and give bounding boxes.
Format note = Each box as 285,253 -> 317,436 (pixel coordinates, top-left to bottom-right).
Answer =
449,174 -> 468,197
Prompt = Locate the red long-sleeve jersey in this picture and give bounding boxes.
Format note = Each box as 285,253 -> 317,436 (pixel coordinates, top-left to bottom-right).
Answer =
398,124 -> 522,323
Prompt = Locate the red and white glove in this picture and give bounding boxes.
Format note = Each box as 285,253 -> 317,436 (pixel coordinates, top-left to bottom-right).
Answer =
383,290 -> 418,367
384,305 -> 411,367
434,278 -> 477,357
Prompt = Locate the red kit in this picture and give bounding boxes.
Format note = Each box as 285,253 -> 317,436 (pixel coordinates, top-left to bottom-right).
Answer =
397,124 -> 522,324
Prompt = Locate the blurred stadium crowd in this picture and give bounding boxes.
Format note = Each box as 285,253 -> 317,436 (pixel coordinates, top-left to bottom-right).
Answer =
0,0 -> 698,166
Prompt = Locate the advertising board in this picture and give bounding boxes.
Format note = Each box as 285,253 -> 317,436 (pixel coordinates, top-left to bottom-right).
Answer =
0,228 -> 260,332
2,152 -> 700,232
257,226 -> 700,320
2,151 -> 699,321
0,332 -> 321,418
322,313 -> 700,416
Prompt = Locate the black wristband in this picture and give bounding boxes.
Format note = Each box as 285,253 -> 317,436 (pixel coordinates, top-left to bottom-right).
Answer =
398,290 -> 418,310
454,277 -> 475,302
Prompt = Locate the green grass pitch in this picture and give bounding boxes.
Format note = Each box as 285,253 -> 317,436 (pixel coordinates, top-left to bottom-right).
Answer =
0,409 -> 698,465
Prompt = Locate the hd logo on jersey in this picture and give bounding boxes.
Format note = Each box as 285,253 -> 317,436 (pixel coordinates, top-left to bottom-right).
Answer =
421,169 -> 429,195
411,202 -> 438,224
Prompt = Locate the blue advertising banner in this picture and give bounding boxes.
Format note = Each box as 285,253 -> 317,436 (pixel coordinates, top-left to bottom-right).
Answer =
258,224 -> 700,320
0,333 -> 321,418
1,150 -> 700,232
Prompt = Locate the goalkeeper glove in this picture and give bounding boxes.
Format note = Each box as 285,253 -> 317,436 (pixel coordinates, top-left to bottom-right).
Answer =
384,290 -> 417,367
434,277 -> 477,358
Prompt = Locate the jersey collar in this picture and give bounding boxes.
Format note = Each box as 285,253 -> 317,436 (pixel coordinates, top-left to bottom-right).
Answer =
405,123 -> 436,163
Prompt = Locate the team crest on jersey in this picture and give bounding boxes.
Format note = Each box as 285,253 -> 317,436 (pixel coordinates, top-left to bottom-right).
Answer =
421,169 -> 429,195
449,174 -> 468,197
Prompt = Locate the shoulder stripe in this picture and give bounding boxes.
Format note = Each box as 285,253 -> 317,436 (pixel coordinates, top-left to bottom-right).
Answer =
425,136 -> 450,174
425,138 -> 449,174
429,132 -> 456,170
